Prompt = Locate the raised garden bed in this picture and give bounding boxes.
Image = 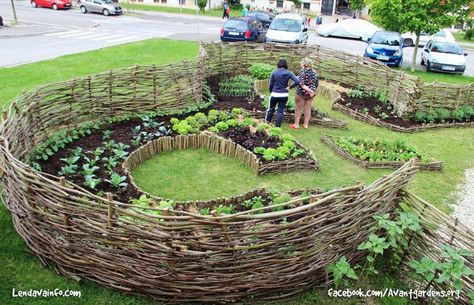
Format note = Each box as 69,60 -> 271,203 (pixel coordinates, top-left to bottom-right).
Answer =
32,109 -> 318,203
207,75 -> 348,129
332,86 -> 474,132
321,134 -> 443,171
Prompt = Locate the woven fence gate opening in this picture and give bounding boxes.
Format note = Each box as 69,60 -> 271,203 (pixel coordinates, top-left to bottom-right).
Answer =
0,43 -> 473,304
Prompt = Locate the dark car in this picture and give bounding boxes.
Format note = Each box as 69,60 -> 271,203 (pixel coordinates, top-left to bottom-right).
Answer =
245,11 -> 274,28
363,31 -> 408,67
220,17 -> 267,43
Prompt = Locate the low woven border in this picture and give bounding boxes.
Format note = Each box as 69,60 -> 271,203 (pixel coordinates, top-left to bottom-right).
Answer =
332,97 -> 474,133
122,133 -> 319,197
321,134 -> 444,171
251,80 -> 348,129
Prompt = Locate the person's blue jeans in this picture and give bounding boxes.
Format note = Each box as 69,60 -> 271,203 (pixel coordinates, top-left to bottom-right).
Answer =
265,96 -> 288,127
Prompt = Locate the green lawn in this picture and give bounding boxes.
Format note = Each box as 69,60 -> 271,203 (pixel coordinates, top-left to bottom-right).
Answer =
452,31 -> 474,44
121,2 -> 240,18
403,68 -> 474,84
0,39 -> 198,106
1,38 -> 473,305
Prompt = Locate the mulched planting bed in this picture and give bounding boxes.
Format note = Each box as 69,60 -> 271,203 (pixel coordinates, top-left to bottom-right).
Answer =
34,109 -> 317,203
334,92 -> 474,132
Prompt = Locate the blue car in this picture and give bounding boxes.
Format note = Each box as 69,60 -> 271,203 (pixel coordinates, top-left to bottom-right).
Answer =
220,17 -> 267,43
364,31 -> 407,67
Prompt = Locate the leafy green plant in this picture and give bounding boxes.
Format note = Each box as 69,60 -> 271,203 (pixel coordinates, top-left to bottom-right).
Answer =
248,63 -> 273,80
200,207 -> 211,215
409,244 -> 473,291
242,196 -> 265,213
357,233 -> 390,274
270,193 -> 291,212
327,256 -> 359,288
83,175 -> 101,190
269,127 -> 282,138
333,136 -> 432,163
81,164 -> 99,177
215,122 -> 229,131
103,140 -> 116,150
106,172 -> 128,188
219,75 -> 255,97
215,204 -> 235,215
102,156 -> 119,173
102,130 -> 113,140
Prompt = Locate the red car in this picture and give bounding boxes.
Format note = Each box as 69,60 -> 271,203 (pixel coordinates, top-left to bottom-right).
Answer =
31,0 -> 72,10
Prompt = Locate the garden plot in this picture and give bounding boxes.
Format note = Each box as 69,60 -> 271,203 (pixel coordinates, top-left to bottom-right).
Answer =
333,86 -> 474,132
321,134 -> 443,171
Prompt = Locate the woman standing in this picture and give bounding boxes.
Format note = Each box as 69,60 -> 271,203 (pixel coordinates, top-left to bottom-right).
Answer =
265,59 -> 300,128
290,57 -> 319,129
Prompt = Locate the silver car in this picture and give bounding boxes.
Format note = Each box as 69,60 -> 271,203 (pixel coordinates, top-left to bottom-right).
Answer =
80,0 -> 122,16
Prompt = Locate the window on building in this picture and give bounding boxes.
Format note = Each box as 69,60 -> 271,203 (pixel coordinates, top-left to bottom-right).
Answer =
276,0 -> 283,8
161,0 -> 167,3
179,0 -> 185,4
153,0 -> 159,2
303,2 -> 310,9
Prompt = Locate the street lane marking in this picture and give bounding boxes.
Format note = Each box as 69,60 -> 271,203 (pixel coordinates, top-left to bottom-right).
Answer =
73,33 -> 112,40
90,34 -> 124,41
44,30 -> 82,37
106,35 -> 140,43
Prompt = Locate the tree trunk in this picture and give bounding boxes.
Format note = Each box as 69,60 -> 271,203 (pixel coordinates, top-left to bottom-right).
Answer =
10,0 -> 18,24
411,34 -> 420,72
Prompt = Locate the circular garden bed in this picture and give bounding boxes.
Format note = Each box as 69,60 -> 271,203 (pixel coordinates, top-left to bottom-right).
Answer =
1,44 -> 473,304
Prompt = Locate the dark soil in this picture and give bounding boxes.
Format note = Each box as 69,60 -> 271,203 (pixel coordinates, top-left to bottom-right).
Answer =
37,116 -> 180,203
339,92 -> 414,128
339,93 -> 473,127
219,126 -> 280,151
206,75 -> 266,112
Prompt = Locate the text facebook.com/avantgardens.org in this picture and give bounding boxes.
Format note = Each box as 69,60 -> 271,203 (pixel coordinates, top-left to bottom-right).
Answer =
328,288 -> 460,300
12,288 -> 81,298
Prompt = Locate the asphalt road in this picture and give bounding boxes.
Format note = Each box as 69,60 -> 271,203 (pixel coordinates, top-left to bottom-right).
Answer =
0,1 -> 473,76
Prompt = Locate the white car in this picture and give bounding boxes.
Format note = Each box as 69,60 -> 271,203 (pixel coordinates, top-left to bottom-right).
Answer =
265,13 -> 309,44
401,29 -> 455,47
421,39 -> 467,74
316,19 -> 380,41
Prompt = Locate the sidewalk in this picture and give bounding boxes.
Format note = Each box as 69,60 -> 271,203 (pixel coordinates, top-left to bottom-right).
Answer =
0,22 -> 61,38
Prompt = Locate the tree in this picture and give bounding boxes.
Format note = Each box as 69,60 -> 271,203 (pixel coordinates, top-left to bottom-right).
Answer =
197,0 -> 207,12
349,0 -> 366,18
368,0 -> 471,72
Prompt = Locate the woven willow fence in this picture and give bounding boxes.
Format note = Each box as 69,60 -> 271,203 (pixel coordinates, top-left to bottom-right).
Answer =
0,47 -> 473,303
201,42 -> 474,117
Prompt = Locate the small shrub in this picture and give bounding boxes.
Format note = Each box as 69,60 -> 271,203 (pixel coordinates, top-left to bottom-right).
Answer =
248,63 -> 274,80
436,108 -> 450,123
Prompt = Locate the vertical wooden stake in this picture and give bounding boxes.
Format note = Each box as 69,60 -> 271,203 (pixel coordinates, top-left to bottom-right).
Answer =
107,193 -> 114,228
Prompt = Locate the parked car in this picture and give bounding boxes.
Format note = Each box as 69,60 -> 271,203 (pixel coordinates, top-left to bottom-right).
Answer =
265,13 -> 308,44
421,39 -> 467,74
363,31 -> 407,67
220,17 -> 267,43
401,29 -> 455,47
245,11 -> 274,28
80,0 -> 122,16
316,19 -> 380,41
31,0 -> 72,10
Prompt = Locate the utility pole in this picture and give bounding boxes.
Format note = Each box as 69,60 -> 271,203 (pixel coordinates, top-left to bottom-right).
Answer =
10,0 -> 18,24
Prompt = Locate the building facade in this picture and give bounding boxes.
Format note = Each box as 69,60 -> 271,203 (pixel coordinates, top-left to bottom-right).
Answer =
120,0 -> 222,10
